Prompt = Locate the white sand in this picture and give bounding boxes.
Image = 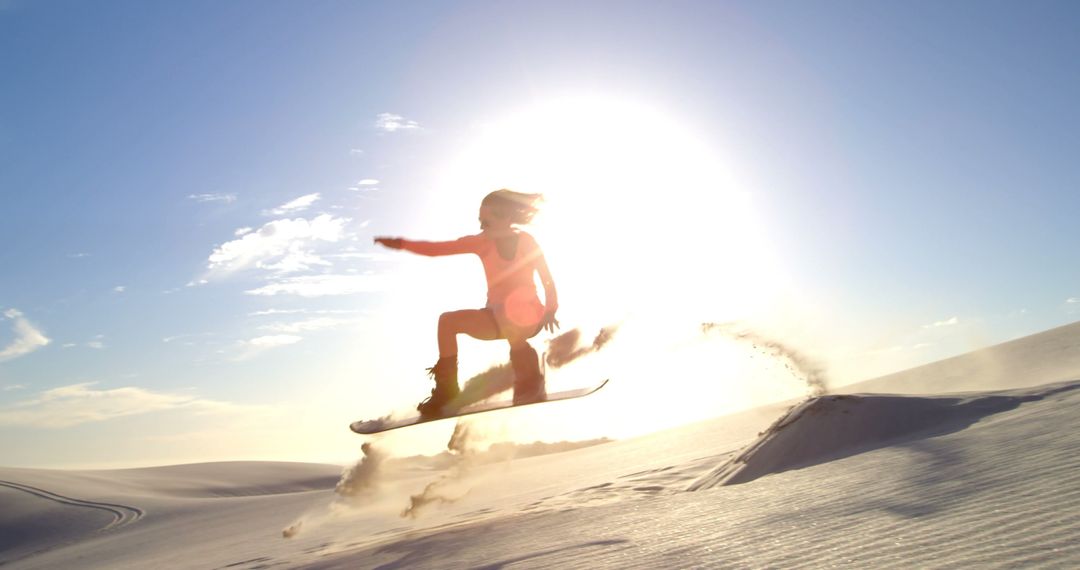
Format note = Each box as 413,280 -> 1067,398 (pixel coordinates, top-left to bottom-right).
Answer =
3,323 -> 1080,569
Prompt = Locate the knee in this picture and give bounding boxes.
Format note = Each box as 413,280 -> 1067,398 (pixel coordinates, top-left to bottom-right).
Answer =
438,311 -> 452,330
439,311 -> 462,331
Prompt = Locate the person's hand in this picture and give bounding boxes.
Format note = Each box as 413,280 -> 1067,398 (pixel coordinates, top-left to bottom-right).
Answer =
374,237 -> 404,249
541,310 -> 560,333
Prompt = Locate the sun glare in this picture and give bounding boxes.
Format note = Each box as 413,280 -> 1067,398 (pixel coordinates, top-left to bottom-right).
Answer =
384,94 -> 795,442
434,95 -> 783,327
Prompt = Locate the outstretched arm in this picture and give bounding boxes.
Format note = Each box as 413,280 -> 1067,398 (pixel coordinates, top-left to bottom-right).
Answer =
374,236 -> 479,256
535,251 -> 560,333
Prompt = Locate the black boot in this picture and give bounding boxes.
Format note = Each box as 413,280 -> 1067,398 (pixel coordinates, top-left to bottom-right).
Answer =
417,356 -> 459,418
510,345 -> 545,405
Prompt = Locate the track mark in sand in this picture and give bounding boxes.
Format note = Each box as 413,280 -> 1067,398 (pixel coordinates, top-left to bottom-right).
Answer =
219,556 -> 272,568
618,465 -> 675,479
0,480 -> 144,532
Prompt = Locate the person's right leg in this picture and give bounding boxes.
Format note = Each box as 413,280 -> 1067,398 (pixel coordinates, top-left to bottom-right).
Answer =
508,337 -> 545,405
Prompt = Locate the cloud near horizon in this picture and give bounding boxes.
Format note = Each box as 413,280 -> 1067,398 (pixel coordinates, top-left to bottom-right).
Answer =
924,316 -> 960,328
0,309 -> 51,362
0,382 -> 264,429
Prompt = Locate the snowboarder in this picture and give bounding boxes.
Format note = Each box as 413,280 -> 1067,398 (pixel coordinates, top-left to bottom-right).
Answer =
374,189 -> 560,418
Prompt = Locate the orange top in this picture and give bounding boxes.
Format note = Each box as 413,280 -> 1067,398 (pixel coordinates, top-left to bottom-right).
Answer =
400,231 -> 557,327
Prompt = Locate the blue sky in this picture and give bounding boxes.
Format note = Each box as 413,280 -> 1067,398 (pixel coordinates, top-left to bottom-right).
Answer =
2,0 -> 1079,468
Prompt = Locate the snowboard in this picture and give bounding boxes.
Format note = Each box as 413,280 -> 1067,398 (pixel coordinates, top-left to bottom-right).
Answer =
349,379 -> 608,435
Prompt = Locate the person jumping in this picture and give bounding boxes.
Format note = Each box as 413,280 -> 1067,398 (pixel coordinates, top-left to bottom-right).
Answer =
374,189 -> 560,418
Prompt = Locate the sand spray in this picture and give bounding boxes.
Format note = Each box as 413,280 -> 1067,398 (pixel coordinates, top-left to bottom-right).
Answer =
702,322 -> 828,397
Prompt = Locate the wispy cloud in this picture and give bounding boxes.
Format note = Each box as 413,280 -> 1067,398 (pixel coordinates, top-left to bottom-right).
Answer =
0,382 -> 262,428
264,192 -> 320,216
374,112 -> 421,132
0,309 -> 51,362
247,335 -> 302,347
923,316 -> 959,328
60,335 -> 107,350
162,332 -> 215,344
349,148 -> 365,156
232,334 -> 303,361
261,250 -> 332,274
113,285 -> 126,293
326,251 -> 386,261
248,308 -> 307,317
68,252 -> 91,259
188,193 -> 237,204
2,384 -> 25,391
1067,297 -> 1079,304
247,308 -> 362,317
348,179 -> 380,192
205,214 -> 349,276
258,316 -> 360,334
245,274 -> 383,297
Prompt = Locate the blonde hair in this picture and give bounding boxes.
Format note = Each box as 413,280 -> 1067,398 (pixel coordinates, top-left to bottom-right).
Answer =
481,189 -> 543,225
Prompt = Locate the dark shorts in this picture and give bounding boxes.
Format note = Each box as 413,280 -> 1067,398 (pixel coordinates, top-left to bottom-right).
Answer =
484,304 -> 543,341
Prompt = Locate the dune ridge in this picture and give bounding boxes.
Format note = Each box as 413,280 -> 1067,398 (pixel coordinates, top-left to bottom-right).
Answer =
689,380 -> 1080,489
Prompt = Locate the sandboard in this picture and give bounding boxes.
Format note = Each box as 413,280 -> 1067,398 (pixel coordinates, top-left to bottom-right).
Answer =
350,380 -> 608,435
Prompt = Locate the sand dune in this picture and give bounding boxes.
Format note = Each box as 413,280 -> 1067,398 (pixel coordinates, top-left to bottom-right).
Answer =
846,319 -> 1080,394
0,481 -> 140,566
690,380 -> 1080,488
3,321 -> 1080,568
312,377 -> 1080,569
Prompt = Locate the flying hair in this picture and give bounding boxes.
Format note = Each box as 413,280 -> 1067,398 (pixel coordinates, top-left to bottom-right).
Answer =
481,189 -> 543,225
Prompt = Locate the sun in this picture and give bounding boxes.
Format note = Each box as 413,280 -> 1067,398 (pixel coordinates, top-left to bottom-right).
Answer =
398,94 -> 793,440
433,94 -> 784,329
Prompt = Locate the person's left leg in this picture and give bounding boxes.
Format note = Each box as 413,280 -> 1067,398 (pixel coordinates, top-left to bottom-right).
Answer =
419,309 -> 502,418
